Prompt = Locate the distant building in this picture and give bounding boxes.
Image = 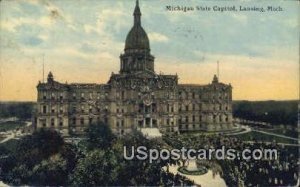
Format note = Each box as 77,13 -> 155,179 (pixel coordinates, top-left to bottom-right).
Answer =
33,0 -> 233,136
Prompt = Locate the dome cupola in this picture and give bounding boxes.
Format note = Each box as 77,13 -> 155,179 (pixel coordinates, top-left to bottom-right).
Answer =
124,0 -> 150,52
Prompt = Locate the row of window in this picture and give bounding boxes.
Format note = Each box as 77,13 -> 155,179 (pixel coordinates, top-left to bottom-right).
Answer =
41,91 -> 229,101
42,105 -> 64,114
178,91 -> 229,100
41,92 -> 108,100
179,104 -> 229,111
41,105 -> 110,114
138,103 -> 157,113
178,115 -> 229,123
41,118 -> 64,127
71,117 -> 108,125
116,120 -> 125,127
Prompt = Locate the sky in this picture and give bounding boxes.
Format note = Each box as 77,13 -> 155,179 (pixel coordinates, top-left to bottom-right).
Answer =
0,0 -> 299,101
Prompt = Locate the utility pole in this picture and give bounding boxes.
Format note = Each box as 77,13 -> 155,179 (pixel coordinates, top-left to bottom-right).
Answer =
43,54 -> 45,83
217,60 -> 220,80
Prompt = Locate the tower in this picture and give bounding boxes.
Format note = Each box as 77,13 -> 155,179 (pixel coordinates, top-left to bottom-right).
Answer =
120,0 -> 155,74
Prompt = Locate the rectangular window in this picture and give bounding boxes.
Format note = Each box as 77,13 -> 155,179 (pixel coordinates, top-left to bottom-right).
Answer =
43,105 -> 47,114
43,93 -> 47,100
59,118 -> 63,127
51,119 -> 55,126
121,91 -> 125,99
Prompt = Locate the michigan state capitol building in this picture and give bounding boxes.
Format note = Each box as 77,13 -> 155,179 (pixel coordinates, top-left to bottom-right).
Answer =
33,0 -> 233,136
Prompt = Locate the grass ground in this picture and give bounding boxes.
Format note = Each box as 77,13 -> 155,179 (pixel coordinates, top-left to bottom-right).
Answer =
232,131 -> 298,144
259,128 -> 298,138
0,138 -> 19,152
0,121 -> 26,132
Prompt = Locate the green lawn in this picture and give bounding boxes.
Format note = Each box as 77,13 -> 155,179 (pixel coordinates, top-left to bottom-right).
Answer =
260,128 -> 298,138
0,121 -> 26,132
0,138 -> 19,153
232,131 -> 298,144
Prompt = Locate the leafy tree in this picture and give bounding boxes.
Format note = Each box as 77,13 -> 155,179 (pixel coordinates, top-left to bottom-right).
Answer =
70,150 -> 120,186
85,121 -> 116,150
15,129 -> 64,168
0,129 -> 76,186
30,154 -> 68,186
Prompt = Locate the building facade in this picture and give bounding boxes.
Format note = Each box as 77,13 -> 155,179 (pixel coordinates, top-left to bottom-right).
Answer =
33,0 -> 233,136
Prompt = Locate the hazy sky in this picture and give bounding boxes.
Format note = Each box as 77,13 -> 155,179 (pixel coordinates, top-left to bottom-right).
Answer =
0,0 -> 299,101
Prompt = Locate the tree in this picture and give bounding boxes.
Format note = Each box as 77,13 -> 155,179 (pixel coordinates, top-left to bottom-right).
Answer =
85,121 -> 116,150
30,154 -> 68,186
15,129 -> 64,168
0,129 -> 71,186
70,150 -> 120,186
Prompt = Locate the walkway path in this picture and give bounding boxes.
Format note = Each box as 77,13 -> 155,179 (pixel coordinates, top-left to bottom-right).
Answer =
226,125 -> 251,135
0,121 -> 32,144
0,131 -> 15,144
